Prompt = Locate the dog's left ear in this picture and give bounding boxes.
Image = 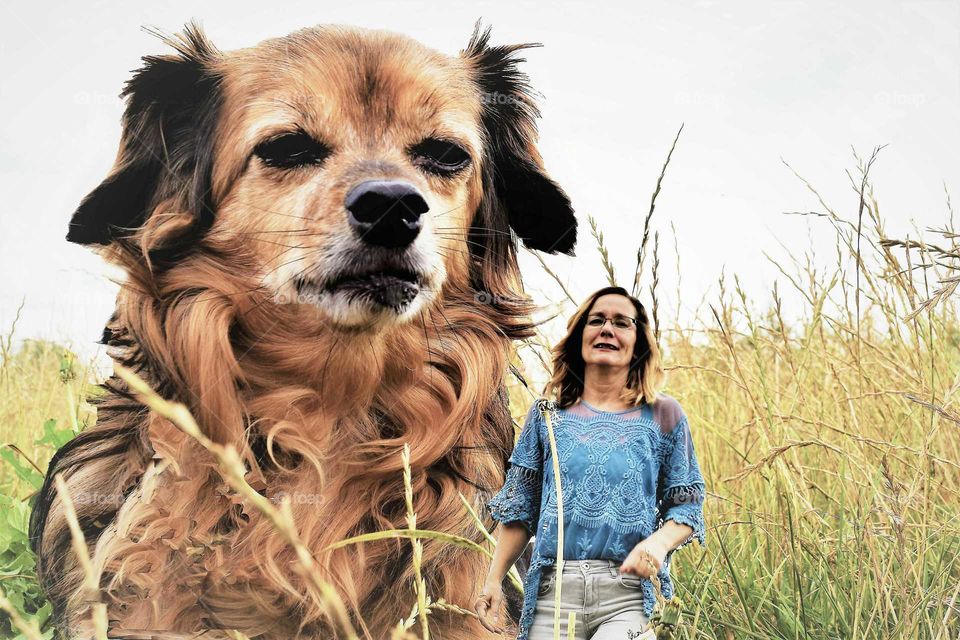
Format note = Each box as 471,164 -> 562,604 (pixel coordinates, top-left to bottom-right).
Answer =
66,22 -> 222,249
462,23 -> 577,257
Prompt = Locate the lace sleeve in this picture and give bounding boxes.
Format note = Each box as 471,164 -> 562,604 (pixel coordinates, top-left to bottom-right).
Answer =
656,409 -> 706,559
487,401 -> 544,535
488,464 -> 543,535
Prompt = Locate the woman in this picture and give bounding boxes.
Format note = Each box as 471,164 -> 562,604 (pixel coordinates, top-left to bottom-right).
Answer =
474,286 -> 706,639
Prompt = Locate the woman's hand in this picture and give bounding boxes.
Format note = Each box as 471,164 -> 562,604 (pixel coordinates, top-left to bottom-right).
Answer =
620,538 -> 668,579
475,577 -> 506,634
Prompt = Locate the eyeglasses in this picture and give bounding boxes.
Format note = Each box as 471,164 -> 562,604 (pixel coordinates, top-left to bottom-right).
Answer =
586,314 -> 637,331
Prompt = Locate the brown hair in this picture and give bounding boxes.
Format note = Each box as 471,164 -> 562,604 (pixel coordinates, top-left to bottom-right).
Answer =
544,285 -> 665,408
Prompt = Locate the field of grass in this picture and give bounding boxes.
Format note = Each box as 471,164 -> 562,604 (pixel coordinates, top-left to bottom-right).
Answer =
1,147 -> 958,639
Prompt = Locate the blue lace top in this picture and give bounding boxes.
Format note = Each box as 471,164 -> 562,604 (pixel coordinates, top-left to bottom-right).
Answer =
487,395 -> 706,640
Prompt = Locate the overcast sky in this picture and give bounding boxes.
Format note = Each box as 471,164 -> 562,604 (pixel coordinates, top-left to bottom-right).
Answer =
1,1 -> 957,377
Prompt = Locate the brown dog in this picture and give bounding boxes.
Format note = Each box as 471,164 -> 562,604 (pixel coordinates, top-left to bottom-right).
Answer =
29,21 -> 576,639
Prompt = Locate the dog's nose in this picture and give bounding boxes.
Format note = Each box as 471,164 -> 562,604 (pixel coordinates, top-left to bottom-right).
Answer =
345,180 -> 428,249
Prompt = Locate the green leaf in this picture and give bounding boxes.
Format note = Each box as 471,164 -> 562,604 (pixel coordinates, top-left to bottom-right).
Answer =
34,418 -> 75,449
0,448 -> 43,491
3,586 -> 26,616
0,494 -> 30,534
0,526 -> 12,555
34,601 -> 52,626
3,548 -> 35,574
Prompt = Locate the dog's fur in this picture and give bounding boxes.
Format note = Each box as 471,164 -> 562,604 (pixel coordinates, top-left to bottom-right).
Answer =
28,22 -> 577,639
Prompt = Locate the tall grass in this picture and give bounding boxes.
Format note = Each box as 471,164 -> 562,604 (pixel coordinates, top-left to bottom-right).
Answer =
513,143 -> 960,639
1,143 -> 958,639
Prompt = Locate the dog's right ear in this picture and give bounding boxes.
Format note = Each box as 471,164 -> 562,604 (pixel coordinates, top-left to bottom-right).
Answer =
67,22 -> 222,247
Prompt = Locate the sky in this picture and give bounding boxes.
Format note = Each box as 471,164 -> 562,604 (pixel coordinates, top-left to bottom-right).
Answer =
0,0 -> 957,378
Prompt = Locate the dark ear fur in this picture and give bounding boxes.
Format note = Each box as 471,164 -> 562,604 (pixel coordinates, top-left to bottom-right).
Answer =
66,22 -> 222,250
462,22 -> 578,257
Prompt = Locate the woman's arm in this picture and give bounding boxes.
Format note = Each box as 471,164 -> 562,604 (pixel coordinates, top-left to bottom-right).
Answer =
477,401 -> 546,630
620,520 -> 693,578
485,521 -> 531,584
476,522 -> 531,632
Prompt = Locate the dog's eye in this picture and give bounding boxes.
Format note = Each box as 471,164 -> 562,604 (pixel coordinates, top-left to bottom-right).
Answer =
254,132 -> 331,169
409,139 -> 471,175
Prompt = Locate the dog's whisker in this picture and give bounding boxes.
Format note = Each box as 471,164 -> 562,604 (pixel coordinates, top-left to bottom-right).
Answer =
241,239 -> 314,250
430,305 -> 462,368
416,312 -> 435,387
232,228 -> 317,235
434,243 -> 503,257
428,202 -> 467,220
237,250 -> 311,287
433,236 -> 494,252
435,225 -> 514,237
432,249 -> 473,264
421,309 -> 453,360
241,203 -> 318,222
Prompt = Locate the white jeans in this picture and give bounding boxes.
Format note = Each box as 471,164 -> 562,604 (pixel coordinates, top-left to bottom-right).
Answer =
528,560 -> 655,640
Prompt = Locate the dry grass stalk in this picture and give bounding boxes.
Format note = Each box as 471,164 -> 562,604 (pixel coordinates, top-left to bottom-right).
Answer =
543,407 -> 577,640
401,443 -> 430,640
53,473 -> 108,638
650,230 -> 661,343
588,214 -> 617,287
723,439 -> 845,482
457,491 -> 525,593
525,247 -> 577,306
632,123 -> 684,299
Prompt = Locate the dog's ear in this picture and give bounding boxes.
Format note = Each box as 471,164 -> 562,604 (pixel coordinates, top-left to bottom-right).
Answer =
67,22 -> 222,248
461,23 -> 577,257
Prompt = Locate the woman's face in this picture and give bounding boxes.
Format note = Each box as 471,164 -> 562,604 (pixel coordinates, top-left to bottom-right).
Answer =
580,294 -> 639,369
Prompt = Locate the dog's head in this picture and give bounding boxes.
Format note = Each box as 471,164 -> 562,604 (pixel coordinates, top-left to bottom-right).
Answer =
67,22 -> 576,329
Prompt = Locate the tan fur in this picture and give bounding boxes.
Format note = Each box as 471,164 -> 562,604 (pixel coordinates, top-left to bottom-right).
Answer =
32,23 -> 576,639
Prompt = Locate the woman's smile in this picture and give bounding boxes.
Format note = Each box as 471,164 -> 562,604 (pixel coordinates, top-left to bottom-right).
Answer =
594,342 -> 620,350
